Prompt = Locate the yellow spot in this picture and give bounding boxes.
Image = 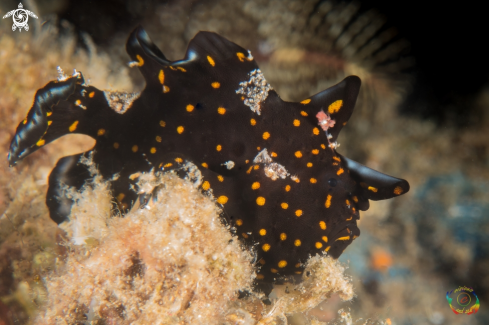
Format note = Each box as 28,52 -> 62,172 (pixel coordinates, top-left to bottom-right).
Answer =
394,186 -> 403,195
246,166 -> 253,174
295,209 -> 302,217
313,127 -> 320,135
163,163 -> 173,168
155,136 -> 162,142
158,70 -> 165,84
307,162 -> 313,167
310,178 -> 317,184
89,92 -> 95,98
300,110 -> 308,116
368,186 -> 378,193
251,182 -> 260,190
253,165 -> 259,170
217,196 -> 228,204
301,99 -> 311,104
262,132 -> 270,140
271,268 -> 278,273
207,55 -> 215,66
217,175 -> 224,182
75,99 -> 81,106
68,121 -> 79,132
321,144 -> 326,149
216,144 -> 222,151
256,274 -> 264,279
278,260 -> 287,268
336,236 -> 350,241
97,129 -> 105,136
325,246 -> 331,252
325,195 -> 332,208
257,147 -> 260,151
285,185 -> 291,192
271,152 -> 277,157
132,145 -> 138,153
217,107 -> 226,115
117,193 -> 125,202
281,202 -> 288,209
295,271 -> 302,274
315,242 -> 323,249
259,259 -> 265,265
262,243 -> 271,252
333,156 -> 341,162
245,160 -> 249,164
211,82 -> 220,88
337,168 -> 344,175
163,85 -> 170,93
202,181 -> 210,191
312,149 -> 319,155
136,54 -> 144,66
293,119 -> 300,127
346,199 -> 350,206
256,197 -> 266,206
175,157 -> 183,163
201,162 -> 208,168
47,121 -> 52,126
113,142 -> 119,149
236,219 -> 243,226
280,233 -> 287,241
250,118 -> 256,126
177,126 -> 184,134
236,52 -> 246,61
322,236 -> 328,242
328,99 -> 343,114
295,151 -> 302,158
294,239 -> 301,247
177,67 -> 186,72
160,120 -> 166,127
259,229 -> 267,236
46,112 -> 53,116
36,139 -> 45,146
319,221 -> 327,230
186,104 -> 194,112
150,147 -> 156,154
294,177 -> 300,183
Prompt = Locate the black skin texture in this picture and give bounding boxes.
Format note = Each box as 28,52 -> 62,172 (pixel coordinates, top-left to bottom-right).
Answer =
8,26 -> 409,283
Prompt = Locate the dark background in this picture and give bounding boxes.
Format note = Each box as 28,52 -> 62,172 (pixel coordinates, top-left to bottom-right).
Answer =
55,0 -> 488,127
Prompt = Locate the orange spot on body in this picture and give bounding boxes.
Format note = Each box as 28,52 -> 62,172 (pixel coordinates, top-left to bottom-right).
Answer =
337,168 -> 344,175
301,99 -> 311,104
313,127 -> 320,135
217,196 -> 228,204
319,221 -> 327,230
262,132 -> 270,140
256,197 -> 266,206
236,219 -> 243,226
394,186 -> 404,195
278,260 -> 287,268
207,55 -> 215,66
281,202 -> 288,209
177,126 -> 184,134
217,107 -> 226,115
216,144 -> 222,151
295,210 -> 302,217
294,240 -> 301,246
89,92 -> 95,98
132,145 -> 138,153
250,118 -> 256,126
368,186 -> 378,192
186,104 -> 194,112
36,139 -> 45,146
293,119 -> 300,127
158,70 -> 165,84
201,162 -> 208,168
300,110 -> 308,116
251,182 -> 260,190
69,121 -> 78,132
315,242 -> 323,249
328,99 -> 343,113
113,142 -> 119,149
163,85 -> 170,93
295,151 -> 302,158
285,185 -> 291,192
160,120 -> 166,127
150,147 -> 156,154
325,195 -> 332,208
136,54 -> 144,66
262,244 -> 270,252
211,82 -> 220,88
97,129 -> 105,136
202,181 -> 210,191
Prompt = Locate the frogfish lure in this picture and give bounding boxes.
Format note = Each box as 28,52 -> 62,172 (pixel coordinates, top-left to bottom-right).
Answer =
8,26 -> 409,282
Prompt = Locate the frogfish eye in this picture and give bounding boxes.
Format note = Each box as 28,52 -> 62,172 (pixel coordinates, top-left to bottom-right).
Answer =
328,178 -> 337,187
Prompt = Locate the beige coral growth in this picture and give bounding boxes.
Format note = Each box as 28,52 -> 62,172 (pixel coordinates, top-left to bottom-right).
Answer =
37,171 -> 256,324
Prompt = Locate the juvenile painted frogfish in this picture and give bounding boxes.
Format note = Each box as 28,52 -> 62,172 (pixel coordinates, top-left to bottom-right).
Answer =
8,26 -> 409,282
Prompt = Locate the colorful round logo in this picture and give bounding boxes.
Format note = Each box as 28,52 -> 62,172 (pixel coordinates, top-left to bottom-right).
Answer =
446,286 -> 480,315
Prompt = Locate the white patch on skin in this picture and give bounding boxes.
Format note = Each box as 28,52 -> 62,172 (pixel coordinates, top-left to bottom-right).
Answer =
235,69 -> 272,115
253,148 -> 290,181
104,90 -> 141,114
222,161 -> 235,170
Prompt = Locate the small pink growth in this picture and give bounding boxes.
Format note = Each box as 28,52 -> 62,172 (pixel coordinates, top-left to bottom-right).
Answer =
316,110 -> 336,131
